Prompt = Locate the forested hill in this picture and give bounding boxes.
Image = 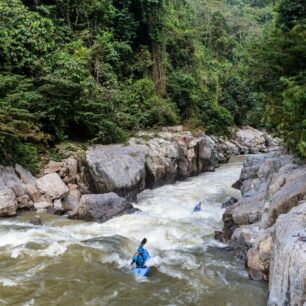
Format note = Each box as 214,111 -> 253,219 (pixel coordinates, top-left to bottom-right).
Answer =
0,0 -> 305,171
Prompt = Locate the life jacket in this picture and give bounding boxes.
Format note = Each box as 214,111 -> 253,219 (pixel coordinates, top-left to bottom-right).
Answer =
133,248 -> 149,268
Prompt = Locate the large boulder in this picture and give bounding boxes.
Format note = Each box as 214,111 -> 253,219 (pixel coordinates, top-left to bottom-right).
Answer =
86,145 -> 147,201
0,178 -> 17,217
268,202 -> 306,306
36,173 -> 69,200
72,192 -> 138,223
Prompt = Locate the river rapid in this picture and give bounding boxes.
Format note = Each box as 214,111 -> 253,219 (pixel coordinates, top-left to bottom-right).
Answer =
0,156 -> 267,306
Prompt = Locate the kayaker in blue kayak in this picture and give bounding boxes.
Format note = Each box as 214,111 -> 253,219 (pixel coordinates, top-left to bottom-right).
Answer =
193,202 -> 202,212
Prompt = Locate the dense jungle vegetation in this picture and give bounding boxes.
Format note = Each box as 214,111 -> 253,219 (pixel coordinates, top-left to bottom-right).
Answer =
0,0 -> 305,171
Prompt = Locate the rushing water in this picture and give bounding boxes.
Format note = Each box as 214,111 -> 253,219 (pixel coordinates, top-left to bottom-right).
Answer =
0,156 -> 267,306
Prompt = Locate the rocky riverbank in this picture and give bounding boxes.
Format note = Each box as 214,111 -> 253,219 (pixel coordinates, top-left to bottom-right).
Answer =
0,126 -> 277,223
220,151 -> 306,305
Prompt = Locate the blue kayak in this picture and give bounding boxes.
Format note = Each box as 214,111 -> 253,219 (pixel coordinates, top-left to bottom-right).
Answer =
132,249 -> 150,277
132,266 -> 151,277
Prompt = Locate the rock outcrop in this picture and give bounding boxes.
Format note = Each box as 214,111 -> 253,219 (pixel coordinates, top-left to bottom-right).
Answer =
86,126 -> 277,202
0,126 -> 277,222
268,203 -> 306,306
221,152 -> 306,305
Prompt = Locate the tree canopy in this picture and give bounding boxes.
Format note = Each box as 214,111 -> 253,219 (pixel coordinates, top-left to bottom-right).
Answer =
0,0 -> 305,170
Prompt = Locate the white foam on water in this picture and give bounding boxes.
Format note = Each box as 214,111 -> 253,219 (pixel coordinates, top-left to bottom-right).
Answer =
0,278 -> 17,287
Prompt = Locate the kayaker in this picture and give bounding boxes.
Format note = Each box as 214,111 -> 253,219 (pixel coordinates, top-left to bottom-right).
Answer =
193,202 -> 202,212
132,247 -> 147,268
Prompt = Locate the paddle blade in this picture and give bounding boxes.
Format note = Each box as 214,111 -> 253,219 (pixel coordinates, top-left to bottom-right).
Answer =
139,238 -> 147,248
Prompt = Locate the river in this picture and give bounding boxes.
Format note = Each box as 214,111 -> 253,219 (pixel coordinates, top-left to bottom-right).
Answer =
0,156 -> 267,306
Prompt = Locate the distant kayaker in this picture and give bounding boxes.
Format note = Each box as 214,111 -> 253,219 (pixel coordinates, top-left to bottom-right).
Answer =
193,202 -> 202,212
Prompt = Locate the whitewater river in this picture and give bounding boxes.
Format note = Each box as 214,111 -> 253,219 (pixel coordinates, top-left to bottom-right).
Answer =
0,156 -> 267,306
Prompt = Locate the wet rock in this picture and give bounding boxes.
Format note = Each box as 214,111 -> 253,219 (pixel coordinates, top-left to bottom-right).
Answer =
214,231 -> 226,243
48,199 -> 65,215
86,145 -> 147,201
72,192 -> 139,223
231,179 -> 243,190
221,197 -> 238,209
268,202 -> 306,306
36,173 -> 69,200
29,215 -> 43,226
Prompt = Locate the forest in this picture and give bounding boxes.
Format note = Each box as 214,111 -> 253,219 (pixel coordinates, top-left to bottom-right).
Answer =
0,0 -> 305,171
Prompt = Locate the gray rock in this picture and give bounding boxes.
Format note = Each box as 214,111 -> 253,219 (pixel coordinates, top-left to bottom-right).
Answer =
29,215 -> 43,226
144,137 -> 179,187
268,202 -> 306,306
72,192 -> 138,223
86,145 -> 147,201
15,164 -> 36,185
267,168 -> 306,226
0,165 -> 26,197
36,173 -> 69,200
0,178 -> 17,217
62,190 -> 81,214
221,197 -> 238,209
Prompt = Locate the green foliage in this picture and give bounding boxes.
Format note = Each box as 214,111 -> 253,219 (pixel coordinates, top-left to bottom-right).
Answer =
244,0 -> 306,156
4,0 -> 294,170
0,0 -> 56,72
